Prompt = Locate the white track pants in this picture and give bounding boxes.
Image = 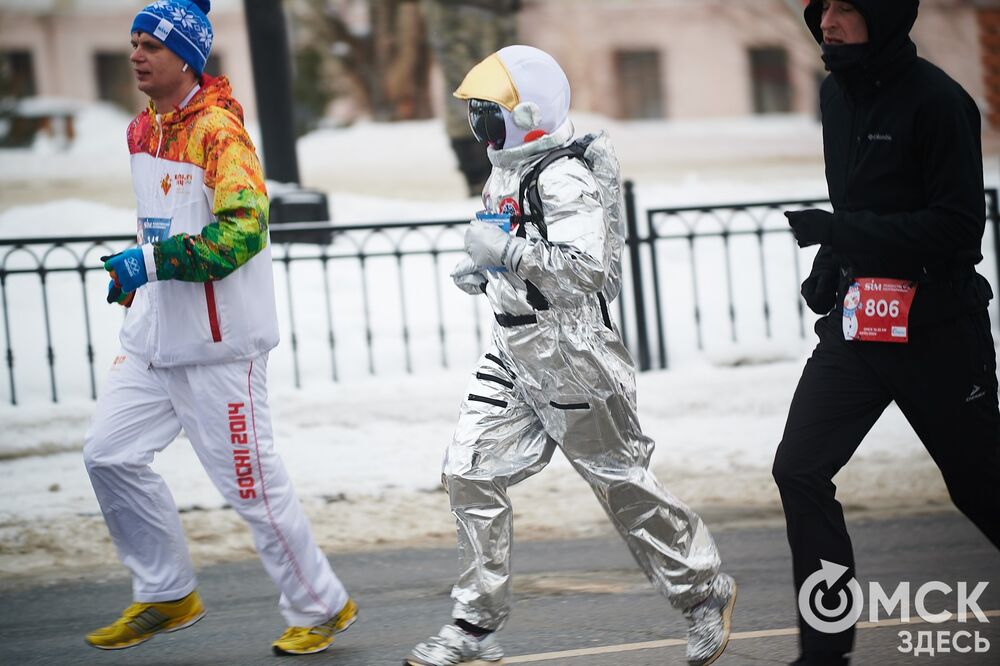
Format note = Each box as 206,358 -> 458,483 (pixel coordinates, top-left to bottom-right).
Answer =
83,352 -> 348,627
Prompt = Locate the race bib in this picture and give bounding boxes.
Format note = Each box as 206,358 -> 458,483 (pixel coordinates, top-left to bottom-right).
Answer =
138,217 -> 172,243
842,277 -> 917,343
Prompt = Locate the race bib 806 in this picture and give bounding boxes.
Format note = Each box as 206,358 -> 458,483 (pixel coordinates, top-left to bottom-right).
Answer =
842,277 -> 917,343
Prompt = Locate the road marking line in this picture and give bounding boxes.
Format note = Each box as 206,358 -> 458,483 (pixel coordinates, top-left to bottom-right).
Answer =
504,609 -> 1000,663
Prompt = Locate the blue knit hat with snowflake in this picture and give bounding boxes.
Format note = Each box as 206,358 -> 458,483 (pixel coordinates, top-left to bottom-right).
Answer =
131,0 -> 213,76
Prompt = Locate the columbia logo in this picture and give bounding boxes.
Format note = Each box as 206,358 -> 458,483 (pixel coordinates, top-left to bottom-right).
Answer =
868,133 -> 892,142
966,385 -> 987,402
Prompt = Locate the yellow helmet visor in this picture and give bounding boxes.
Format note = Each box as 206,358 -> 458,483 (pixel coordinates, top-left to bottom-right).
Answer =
452,53 -> 520,111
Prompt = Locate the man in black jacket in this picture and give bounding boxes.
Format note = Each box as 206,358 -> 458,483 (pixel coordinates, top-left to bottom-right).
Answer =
774,1 -> 1000,664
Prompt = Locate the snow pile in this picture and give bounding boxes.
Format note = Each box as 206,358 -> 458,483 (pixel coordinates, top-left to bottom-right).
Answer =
0,198 -> 135,238
291,113 -> 828,200
0,359 -> 950,583
0,101 -> 132,183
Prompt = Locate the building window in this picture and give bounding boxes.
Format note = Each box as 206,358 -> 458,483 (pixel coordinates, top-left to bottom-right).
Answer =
95,52 -> 136,110
749,47 -> 792,114
614,49 -> 664,119
0,50 -> 36,98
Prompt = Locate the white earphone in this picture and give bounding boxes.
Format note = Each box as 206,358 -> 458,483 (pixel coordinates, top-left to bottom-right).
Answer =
182,63 -> 189,72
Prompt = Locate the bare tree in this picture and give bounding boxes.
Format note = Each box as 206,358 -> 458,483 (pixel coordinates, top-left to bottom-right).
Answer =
288,0 -> 431,131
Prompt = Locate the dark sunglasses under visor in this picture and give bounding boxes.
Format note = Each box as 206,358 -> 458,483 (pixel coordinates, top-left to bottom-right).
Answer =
468,99 -> 506,149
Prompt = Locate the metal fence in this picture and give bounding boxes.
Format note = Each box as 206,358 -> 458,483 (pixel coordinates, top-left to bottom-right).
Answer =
1,186 -> 998,405
623,186 -> 1000,371
265,219 -> 489,388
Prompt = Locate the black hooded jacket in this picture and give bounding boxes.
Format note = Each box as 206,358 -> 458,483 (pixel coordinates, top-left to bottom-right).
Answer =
805,0 -> 990,325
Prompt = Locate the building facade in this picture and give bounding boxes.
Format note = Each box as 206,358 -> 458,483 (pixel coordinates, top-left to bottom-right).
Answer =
0,0 -> 256,119
516,0 -> 994,125
0,0 -> 995,135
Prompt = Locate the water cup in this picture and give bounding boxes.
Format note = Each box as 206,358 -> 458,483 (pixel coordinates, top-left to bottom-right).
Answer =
475,211 -> 511,233
475,211 -> 512,272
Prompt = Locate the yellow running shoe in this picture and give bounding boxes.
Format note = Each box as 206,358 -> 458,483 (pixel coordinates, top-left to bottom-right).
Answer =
85,590 -> 206,650
272,597 -> 358,655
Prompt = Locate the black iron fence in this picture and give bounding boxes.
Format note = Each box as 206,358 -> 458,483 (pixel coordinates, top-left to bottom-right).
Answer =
265,219 -> 490,388
624,186 -> 1000,371
1,186 -> 997,405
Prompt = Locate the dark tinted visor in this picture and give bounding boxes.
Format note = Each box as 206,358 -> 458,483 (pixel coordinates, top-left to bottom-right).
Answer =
468,99 -> 506,149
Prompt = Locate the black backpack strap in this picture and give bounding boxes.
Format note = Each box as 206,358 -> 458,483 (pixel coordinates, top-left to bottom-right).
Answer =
515,140 -> 590,311
515,142 -> 589,239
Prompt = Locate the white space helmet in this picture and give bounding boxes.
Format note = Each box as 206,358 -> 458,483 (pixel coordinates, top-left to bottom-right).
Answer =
453,45 -> 571,149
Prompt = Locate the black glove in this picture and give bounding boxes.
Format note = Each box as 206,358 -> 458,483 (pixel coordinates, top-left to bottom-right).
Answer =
105,281 -> 135,307
800,268 -> 838,315
785,209 -> 834,248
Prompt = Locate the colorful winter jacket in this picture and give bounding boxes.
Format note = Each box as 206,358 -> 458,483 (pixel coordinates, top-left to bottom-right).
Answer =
121,75 -> 279,366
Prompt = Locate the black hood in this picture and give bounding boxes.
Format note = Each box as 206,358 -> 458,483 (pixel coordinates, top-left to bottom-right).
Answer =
805,0 -> 919,69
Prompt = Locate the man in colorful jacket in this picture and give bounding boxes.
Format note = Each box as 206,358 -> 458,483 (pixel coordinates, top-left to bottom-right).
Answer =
82,0 -> 356,656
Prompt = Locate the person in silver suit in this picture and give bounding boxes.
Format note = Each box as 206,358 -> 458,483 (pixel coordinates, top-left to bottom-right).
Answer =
405,45 -> 737,666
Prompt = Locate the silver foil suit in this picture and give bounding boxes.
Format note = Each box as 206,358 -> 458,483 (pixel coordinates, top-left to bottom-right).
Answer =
444,119 -> 722,631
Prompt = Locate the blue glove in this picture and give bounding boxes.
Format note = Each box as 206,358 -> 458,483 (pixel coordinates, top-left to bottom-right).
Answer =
101,247 -> 148,295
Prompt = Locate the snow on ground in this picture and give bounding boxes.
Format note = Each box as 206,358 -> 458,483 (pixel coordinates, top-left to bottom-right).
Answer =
0,101 -> 830,204
0,358 -> 951,584
0,102 -> 133,185
0,107 -> 994,585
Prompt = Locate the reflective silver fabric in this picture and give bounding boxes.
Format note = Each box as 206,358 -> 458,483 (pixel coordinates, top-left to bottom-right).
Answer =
406,624 -> 504,665
445,123 -> 722,631
685,572 -> 737,665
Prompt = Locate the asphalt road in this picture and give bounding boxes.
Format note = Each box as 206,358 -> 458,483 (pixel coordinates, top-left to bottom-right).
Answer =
1,511 -> 998,665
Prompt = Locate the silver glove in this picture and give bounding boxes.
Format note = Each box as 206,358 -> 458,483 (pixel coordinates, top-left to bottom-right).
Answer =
450,256 -> 487,295
464,220 -> 526,272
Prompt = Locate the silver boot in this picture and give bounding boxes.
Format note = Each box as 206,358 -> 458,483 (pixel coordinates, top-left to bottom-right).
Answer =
684,572 -> 737,665
405,624 -> 504,665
